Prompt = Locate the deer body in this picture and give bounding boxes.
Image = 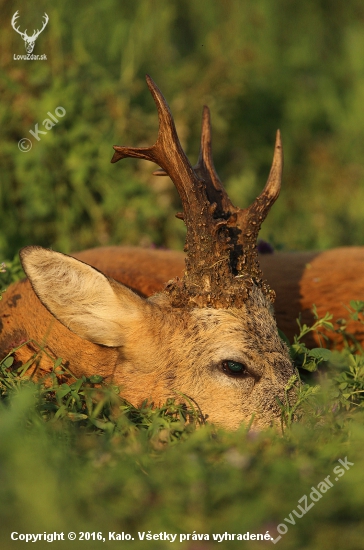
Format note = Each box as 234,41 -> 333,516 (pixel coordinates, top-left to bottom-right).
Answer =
73,246 -> 364,347
0,76 -> 294,430
260,247 -> 364,346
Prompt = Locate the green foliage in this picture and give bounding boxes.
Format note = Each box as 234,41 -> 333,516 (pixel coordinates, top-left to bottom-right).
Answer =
1,307 -> 364,548
275,374 -> 321,432
333,300 -> 364,353
0,253 -> 24,293
289,305 -> 335,371
2,0 -> 364,257
275,306 -> 364,432
0,349 -> 203,443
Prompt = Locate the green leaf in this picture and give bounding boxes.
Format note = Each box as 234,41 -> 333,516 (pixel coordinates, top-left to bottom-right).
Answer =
300,360 -> 318,372
70,378 -> 83,392
89,418 -> 115,431
308,348 -> 333,362
321,321 -> 334,330
56,386 -> 71,400
88,375 -> 104,384
2,356 -> 14,368
350,300 -> 364,312
67,412 -> 88,421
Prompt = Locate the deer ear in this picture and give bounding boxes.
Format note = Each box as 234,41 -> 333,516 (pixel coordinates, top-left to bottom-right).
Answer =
20,246 -> 146,347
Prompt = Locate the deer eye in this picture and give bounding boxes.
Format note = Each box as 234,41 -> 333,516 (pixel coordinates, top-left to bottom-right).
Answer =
221,360 -> 247,376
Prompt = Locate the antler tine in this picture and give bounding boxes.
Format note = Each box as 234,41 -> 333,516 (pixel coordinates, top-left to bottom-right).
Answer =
150,106 -> 223,189
193,105 -> 234,217
11,11 -> 25,37
247,130 -> 282,220
11,10 -> 19,25
196,106 -> 222,187
196,114 -> 282,224
111,75 -> 202,210
150,105 -> 234,224
34,13 -> 49,38
228,131 -> 282,285
152,168 -> 168,176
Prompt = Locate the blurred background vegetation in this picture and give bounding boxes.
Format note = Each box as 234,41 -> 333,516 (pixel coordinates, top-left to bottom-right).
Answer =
0,0 -> 364,258
2,0 -> 364,259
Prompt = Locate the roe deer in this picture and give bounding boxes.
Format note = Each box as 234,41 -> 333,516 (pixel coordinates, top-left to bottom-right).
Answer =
0,76 -> 294,430
72,245 -> 364,349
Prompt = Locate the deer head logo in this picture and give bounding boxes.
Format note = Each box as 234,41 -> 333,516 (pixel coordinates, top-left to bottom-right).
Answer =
11,10 -> 49,54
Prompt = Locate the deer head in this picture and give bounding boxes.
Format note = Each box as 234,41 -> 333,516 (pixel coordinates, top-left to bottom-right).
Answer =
111,76 -> 282,309
11,11 -> 49,54
18,76 -> 294,430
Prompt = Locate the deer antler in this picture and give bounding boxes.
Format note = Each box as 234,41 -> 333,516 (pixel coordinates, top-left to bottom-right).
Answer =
187,104 -> 282,291
11,11 -> 26,39
32,13 -> 49,40
111,75 -> 282,309
11,11 -> 49,40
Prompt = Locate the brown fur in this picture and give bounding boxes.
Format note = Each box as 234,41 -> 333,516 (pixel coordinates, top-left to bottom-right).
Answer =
74,246 -> 364,347
0,247 -> 294,430
0,75 -> 296,431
